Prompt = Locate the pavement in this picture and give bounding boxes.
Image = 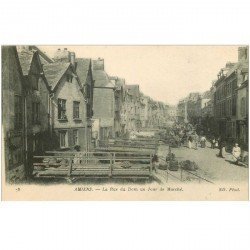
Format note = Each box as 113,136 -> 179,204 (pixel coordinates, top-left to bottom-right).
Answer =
157,143 -> 249,184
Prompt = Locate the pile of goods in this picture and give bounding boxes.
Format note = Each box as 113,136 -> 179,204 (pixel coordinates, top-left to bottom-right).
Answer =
168,159 -> 179,171
158,164 -> 168,170
180,160 -> 198,171
168,136 -> 180,148
166,152 -> 175,162
161,152 -> 179,171
120,161 -> 132,169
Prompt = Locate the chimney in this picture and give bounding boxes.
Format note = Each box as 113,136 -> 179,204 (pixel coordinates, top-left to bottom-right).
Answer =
69,52 -> 76,67
238,47 -> 248,62
92,58 -> 104,70
54,47 -> 69,61
16,45 -> 31,52
225,62 -> 235,69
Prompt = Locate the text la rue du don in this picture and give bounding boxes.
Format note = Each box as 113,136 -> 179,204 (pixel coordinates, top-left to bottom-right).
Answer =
74,186 -> 184,192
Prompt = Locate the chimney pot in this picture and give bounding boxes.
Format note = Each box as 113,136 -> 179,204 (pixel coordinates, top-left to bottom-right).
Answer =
70,52 -> 76,67
238,47 -> 248,62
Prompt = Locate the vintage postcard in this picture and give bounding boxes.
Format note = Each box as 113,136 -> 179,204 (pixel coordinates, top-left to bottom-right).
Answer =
1,45 -> 249,200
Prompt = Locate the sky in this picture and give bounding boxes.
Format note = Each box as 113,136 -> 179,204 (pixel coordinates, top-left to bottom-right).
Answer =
39,46 -> 239,105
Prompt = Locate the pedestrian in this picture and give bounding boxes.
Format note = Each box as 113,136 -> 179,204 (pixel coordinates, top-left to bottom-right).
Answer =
73,145 -> 82,164
152,152 -> 159,173
193,132 -> 199,150
200,135 -> 206,148
232,143 -> 241,165
217,137 -> 223,157
188,135 -> 193,149
218,137 -> 226,158
215,139 -> 219,148
211,136 -> 216,149
181,133 -> 187,147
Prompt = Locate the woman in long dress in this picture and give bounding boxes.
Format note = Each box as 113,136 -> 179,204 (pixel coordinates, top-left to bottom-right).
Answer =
200,136 -> 206,148
232,143 -> 241,165
188,136 -> 193,149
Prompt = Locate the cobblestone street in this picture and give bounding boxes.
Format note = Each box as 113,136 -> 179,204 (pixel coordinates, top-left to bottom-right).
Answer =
158,143 -> 249,184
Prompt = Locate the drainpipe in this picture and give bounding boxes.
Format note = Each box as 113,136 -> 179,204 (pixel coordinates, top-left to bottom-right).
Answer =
24,91 -> 28,176
49,93 -> 54,134
85,100 -> 88,153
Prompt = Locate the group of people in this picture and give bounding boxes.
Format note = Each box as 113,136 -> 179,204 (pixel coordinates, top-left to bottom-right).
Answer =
166,122 -> 244,165
215,137 -> 242,165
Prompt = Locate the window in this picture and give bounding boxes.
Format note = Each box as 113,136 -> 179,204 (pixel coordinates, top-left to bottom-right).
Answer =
14,95 -> 22,129
66,74 -> 73,83
229,100 -> 231,115
73,101 -> 80,119
73,129 -> 78,145
59,131 -> 67,148
232,122 -> 236,138
241,97 -> 246,117
232,96 -> 236,116
32,102 -> 40,124
58,99 -> 67,119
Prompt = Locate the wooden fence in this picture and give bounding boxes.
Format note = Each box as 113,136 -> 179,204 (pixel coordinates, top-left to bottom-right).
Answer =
33,151 -> 153,180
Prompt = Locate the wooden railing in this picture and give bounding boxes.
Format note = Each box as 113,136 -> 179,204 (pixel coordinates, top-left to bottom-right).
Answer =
33,151 -> 153,179
98,139 -> 159,150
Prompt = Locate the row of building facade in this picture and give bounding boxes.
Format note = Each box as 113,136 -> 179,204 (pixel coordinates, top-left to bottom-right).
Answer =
2,46 -> 170,182
177,46 -> 249,150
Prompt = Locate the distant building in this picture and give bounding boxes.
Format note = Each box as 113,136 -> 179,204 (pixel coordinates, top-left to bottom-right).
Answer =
124,84 -> 141,131
139,94 -> 149,128
109,76 -> 126,137
167,105 -> 177,120
177,99 -> 188,123
214,47 -> 248,141
92,58 -> 115,142
236,67 -> 248,150
177,93 -> 201,124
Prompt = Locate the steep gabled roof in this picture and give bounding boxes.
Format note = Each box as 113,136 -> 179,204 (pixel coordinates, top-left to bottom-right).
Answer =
76,58 -> 91,86
30,46 -> 54,64
17,50 -> 35,75
2,46 -> 24,87
92,69 -> 111,87
43,62 -> 71,91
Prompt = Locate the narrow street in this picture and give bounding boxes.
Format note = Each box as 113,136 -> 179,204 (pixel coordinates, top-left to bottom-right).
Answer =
157,143 -> 249,184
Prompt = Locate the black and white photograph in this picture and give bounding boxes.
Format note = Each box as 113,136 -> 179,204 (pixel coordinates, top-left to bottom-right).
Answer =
1,45 -> 249,200
1,1 -> 250,250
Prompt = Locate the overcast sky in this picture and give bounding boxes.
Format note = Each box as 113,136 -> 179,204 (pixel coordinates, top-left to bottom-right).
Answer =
39,46 -> 239,105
